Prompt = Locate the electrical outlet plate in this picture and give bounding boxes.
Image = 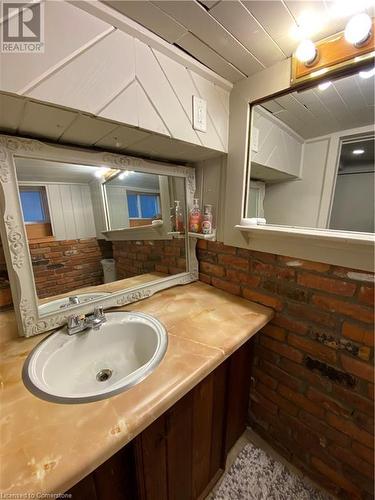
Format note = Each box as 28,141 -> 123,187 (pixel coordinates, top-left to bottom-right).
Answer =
192,96 -> 207,133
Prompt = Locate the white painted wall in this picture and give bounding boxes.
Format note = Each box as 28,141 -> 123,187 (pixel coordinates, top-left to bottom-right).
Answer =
263,125 -> 374,229
0,1 -> 230,152
263,137 -> 330,227
330,172 -> 374,233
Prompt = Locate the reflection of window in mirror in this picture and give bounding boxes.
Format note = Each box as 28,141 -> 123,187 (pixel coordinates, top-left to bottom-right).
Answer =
105,172 -> 164,230
246,66 -> 375,234
19,186 -> 53,240
127,192 -> 161,227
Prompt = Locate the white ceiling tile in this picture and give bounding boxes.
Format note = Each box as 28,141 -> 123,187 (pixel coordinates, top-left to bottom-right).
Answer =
242,0 -> 297,55
284,0 -> 347,41
355,74 -> 375,107
0,94 -> 25,133
103,0 -> 187,43
19,102 -> 76,140
59,115 -> 118,146
176,32 -> 245,83
261,72 -> 374,139
127,134 -> 218,162
261,100 -> 285,114
210,0 -> 285,66
153,0 -> 264,75
95,125 -> 151,150
334,77 -> 368,113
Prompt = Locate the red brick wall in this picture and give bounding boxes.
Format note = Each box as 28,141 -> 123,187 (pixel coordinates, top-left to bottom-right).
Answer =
30,239 -> 106,298
113,239 -> 186,279
197,240 -> 374,499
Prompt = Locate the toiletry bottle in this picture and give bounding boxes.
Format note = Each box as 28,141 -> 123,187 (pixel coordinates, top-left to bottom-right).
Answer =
174,200 -> 184,232
189,198 -> 202,233
202,204 -> 213,235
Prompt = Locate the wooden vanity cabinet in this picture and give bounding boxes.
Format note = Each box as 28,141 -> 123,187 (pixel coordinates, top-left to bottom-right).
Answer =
66,341 -> 251,500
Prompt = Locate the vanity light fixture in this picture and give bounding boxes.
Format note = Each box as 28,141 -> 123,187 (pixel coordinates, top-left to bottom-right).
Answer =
344,13 -> 372,47
318,81 -> 332,90
352,149 -> 365,154
359,67 -> 375,78
295,39 -> 318,66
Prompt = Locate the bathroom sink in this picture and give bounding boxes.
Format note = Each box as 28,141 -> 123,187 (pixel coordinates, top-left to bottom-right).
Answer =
22,312 -> 168,404
38,292 -> 111,315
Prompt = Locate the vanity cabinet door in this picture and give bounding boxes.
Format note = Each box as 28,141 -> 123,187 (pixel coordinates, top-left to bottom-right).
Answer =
224,341 -> 252,455
134,365 -> 228,500
65,446 -> 137,500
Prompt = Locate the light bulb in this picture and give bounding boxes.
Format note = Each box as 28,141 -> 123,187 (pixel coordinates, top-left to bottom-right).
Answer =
94,167 -> 109,178
118,171 -> 129,180
353,149 -> 365,154
295,39 -> 318,65
318,81 -> 332,91
344,13 -> 372,46
291,11 -> 324,40
359,67 -> 375,78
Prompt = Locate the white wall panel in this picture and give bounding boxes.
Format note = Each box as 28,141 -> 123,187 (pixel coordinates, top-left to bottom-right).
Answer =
0,1 -> 111,93
46,184 -> 96,240
135,80 -> 170,136
135,40 -> 200,145
99,81 -> 138,127
28,30 -> 135,114
251,108 -> 303,178
154,49 -> 223,151
0,2 -> 230,153
190,71 -> 229,150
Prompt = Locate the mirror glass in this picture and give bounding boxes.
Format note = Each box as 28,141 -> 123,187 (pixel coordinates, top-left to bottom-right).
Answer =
14,157 -> 188,315
246,68 -> 374,233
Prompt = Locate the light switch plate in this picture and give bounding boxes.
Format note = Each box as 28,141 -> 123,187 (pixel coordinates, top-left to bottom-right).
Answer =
251,126 -> 259,152
192,96 -> 207,133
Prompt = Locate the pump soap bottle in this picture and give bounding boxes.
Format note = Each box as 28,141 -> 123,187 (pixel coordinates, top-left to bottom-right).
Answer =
189,198 -> 202,233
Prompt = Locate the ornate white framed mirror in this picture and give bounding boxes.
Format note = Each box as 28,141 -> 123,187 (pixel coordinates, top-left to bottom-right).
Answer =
0,134 -> 198,337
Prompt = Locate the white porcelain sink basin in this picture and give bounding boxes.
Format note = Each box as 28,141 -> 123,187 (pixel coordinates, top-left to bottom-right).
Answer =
38,293 -> 111,315
23,312 -> 168,404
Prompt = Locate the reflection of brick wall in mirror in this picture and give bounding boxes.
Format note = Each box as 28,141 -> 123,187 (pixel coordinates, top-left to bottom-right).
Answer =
113,239 -> 186,280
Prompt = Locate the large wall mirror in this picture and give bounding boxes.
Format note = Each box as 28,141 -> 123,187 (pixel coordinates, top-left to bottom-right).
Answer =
0,135 -> 197,337
245,66 -> 374,235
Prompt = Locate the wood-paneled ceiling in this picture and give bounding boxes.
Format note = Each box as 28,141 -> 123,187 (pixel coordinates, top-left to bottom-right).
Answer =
103,0 -> 375,82
259,71 -> 375,139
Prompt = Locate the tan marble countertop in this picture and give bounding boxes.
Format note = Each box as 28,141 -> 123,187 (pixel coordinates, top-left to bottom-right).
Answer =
0,282 -> 273,497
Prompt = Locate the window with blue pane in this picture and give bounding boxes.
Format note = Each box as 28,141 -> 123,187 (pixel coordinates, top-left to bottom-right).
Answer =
19,187 -> 49,223
127,194 -> 139,218
127,192 -> 160,219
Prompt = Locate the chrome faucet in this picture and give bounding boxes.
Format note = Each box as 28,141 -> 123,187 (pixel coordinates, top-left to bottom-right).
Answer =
67,306 -> 106,335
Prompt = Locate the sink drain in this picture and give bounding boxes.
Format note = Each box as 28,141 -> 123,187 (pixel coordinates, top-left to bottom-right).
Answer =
96,368 -> 112,382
